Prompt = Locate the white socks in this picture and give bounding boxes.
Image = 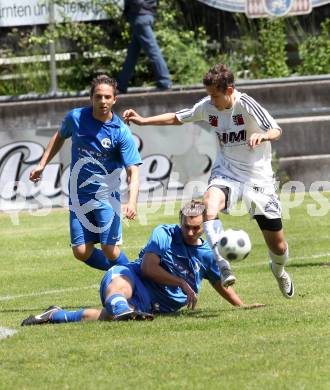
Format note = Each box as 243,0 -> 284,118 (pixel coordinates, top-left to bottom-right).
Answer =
203,219 -> 231,271
269,245 -> 289,277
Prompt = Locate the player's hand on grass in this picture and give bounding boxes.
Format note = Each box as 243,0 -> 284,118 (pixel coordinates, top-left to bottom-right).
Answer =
30,164 -> 44,183
248,133 -> 269,149
239,303 -> 266,310
180,280 -> 198,310
122,109 -> 144,126
123,202 -> 137,220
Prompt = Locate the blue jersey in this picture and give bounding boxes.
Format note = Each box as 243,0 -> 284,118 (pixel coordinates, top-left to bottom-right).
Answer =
134,224 -> 221,313
60,106 -> 141,202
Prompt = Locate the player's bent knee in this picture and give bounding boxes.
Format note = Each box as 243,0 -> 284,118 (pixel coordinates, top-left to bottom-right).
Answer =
72,245 -> 93,261
267,237 -> 287,255
204,187 -> 227,217
106,274 -> 133,298
273,240 -> 288,255
101,244 -> 120,260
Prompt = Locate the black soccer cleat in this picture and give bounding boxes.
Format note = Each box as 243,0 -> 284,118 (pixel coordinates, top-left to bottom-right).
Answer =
21,306 -> 61,326
113,310 -> 154,321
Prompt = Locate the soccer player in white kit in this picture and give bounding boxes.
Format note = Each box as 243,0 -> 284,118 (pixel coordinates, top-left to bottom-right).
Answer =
123,63 -> 294,299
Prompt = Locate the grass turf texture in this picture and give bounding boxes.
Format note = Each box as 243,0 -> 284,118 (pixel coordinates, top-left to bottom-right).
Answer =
0,194 -> 330,389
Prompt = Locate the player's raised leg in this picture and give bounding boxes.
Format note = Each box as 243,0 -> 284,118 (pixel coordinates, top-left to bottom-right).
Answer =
261,224 -> 294,299
203,186 -> 236,287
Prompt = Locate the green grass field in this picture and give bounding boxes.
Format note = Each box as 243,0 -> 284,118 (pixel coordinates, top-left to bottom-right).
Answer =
0,194 -> 330,389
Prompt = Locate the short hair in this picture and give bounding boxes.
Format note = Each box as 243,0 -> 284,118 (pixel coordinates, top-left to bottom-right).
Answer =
203,64 -> 235,93
179,200 -> 205,224
90,74 -> 118,97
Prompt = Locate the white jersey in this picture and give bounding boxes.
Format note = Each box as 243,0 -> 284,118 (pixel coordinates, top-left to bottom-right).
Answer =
175,90 -> 281,187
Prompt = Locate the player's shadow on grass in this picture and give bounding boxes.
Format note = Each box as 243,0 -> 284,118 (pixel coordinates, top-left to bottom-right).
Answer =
158,309 -> 230,320
288,262 -> 330,268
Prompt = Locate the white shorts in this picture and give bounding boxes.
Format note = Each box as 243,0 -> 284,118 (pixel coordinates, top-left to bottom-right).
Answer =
207,175 -> 281,219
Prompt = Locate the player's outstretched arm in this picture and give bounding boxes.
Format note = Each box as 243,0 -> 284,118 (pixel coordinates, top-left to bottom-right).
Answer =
30,130 -> 65,182
142,252 -> 197,309
212,280 -> 265,309
123,109 -> 182,126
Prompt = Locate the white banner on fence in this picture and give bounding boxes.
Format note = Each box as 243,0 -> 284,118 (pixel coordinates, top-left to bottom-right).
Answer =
0,0 -> 123,27
196,0 -> 329,14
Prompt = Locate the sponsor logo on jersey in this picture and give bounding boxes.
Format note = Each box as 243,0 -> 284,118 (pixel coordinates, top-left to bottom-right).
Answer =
232,114 -> 244,126
209,115 -> 218,127
101,138 -> 111,148
217,130 -> 247,144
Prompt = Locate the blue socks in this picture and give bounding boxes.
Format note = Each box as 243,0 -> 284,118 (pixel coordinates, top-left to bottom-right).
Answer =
85,248 -> 111,270
110,251 -> 129,266
51,309 -> 85,323
84,249 -> 129,271
104,294 -> 130,316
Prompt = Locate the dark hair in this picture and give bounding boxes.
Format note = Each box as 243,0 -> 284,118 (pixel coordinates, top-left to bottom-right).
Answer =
203,64 -> 235,93
179,200 -> 205,224
90,75 -> 118,97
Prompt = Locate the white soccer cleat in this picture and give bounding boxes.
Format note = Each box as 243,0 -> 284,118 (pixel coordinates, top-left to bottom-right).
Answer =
270,262 -> 294,299
220,268 -> 236,288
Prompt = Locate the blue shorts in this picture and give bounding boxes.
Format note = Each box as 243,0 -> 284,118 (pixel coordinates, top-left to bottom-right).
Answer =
100,265 -> 152,313
70,201 -> 121,246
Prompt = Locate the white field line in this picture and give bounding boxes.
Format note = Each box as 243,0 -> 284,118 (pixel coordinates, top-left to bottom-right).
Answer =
0,327 -> 17,340
290,253 -> 330,261
0,285 -> 98,302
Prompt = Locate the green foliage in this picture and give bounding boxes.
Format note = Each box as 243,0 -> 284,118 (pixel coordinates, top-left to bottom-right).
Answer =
28,0 -> 126,92
30,22 -> 113,91
155,0 -> 213,85
0,3 -> 329,96
0,0 -> 126,94
0,29 -> 51,95
220,14 -> 259,78
223,15 -> 290,79
297,18 -> 330,75
255,18 -> 290,78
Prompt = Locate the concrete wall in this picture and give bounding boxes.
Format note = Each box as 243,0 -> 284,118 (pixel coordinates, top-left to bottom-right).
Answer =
0,76 -> 329,211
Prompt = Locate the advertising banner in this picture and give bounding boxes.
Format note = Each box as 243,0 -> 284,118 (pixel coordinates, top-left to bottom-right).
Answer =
0,0 -> 123,27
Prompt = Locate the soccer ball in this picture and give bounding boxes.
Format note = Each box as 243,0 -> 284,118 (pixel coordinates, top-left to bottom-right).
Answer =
217,229 -> 251,262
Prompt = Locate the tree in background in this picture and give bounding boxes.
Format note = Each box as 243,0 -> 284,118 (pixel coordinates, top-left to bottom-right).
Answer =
297,18 -> 330,75
255,18 -> 290,78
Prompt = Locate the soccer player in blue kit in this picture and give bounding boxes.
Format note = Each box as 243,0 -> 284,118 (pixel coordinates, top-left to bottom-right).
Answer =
29,75 -> 141,271
21,201 -> 264,325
